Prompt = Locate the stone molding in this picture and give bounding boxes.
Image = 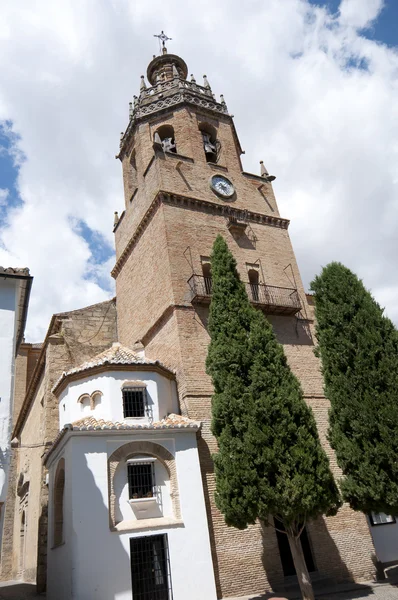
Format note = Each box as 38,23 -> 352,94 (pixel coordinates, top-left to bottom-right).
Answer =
119,80 -> 229,156
112,191 -> 290,278
107,440 -> 181,530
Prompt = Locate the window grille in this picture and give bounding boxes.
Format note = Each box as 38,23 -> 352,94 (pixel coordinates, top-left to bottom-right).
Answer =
123,387 -> 146,418
370,512 -> 396,526
128,462 -> 155,500
130,534 -> 173,600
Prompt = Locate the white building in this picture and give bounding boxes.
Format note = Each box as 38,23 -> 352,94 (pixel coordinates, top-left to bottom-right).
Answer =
0,267 -> 32,549
45,342 -> 217,600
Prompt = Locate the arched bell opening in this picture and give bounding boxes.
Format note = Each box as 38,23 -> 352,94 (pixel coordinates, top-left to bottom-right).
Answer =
154,124 -> 177,154
199,123 -> 219,163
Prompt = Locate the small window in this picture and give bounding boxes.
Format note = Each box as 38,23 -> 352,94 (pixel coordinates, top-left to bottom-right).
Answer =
123,388 -> 146,418
370,512 -> 396,526
201,257 -> 212,295
91,391 -> 102,409
247,266 -> 260,302
128,461 -> 155,499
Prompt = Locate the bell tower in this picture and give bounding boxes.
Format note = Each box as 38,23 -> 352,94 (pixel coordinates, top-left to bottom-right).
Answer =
113,42 -> 376,599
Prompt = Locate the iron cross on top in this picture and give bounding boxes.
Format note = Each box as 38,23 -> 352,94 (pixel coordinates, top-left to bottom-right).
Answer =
154,30 -> 172,50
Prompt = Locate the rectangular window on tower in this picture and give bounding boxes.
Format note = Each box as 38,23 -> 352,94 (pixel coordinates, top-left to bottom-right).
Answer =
123,387 -> 146,418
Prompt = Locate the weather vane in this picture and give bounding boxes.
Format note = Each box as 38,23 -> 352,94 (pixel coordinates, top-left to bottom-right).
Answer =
154,30 -> 172,52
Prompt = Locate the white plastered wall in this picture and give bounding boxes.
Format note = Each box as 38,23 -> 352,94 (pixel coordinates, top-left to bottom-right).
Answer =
368,517 -> 398,564
46,431 -> 217,600
58,370 -> 178,427
0,279 -> 18,548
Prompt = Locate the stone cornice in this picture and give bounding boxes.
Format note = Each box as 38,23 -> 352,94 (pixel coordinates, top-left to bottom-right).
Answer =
111,191 -> 290,278
119,80 -> 229,157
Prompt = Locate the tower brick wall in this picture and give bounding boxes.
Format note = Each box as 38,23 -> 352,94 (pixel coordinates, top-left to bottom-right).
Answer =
114,50 -> 377,597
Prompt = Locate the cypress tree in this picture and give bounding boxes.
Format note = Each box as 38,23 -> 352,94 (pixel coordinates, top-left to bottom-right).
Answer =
311,262 -> 398,514
206,236 -> 341,600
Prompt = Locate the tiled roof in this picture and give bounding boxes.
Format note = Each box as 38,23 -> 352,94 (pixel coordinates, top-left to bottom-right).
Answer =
70,414 -> 199,431
43,414 -> 200,465
52,342 -> 174,394
0,266 -> 30,276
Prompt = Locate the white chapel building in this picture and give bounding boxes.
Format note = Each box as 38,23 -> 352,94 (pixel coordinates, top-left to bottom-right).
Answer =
44,342 -> 217,600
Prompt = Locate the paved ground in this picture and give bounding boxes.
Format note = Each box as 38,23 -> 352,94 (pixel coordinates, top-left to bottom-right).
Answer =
1,580 -> 398,600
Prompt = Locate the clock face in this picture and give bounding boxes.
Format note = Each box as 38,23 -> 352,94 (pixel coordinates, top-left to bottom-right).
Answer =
210,175 -> 235,199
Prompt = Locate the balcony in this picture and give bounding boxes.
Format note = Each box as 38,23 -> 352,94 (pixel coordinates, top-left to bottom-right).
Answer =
188,274 -> 301,315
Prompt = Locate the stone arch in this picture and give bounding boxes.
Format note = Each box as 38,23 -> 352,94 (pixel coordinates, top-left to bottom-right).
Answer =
154,124 -> 177,153
198,121 -> 219,163
108,440 -> 181,529
90,390 -> 103,409
53,458 -> 65,547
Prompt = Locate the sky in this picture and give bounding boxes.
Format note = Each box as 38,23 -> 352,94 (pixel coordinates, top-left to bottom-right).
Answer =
1,0 -> 398,341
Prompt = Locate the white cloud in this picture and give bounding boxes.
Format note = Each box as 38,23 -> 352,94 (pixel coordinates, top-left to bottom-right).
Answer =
339,0 -> 384,29
0,188 -> 9,205
0,0 -> 397,340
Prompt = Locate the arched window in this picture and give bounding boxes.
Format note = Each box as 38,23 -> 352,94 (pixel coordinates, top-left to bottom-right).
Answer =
199,123 -> 219,163
201,257 -> 212,295
91,391 -> 102,409
154,125 -> 177,153
248,268 -> 260,302
53,459 -> 65,547
78,393 -> 91,413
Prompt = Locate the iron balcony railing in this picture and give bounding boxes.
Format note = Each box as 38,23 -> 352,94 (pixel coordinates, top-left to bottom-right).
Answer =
188,274 -> 301,315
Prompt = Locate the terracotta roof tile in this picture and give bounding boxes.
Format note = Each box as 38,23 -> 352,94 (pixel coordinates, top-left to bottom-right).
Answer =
52,342 -> 174,394
70,414 -> 199,431
0,266 -> 30,276
43,414 -> 200,465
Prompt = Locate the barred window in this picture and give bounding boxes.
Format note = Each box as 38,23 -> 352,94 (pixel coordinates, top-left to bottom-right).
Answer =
128,460 -> 155,499
123,387 -> 146,418
130,534 -> 172,600
370,512 -> 396,526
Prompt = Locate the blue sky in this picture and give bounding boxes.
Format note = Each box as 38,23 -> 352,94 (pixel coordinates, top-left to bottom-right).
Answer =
310,0 -> 398,45
0,123 -> 23,221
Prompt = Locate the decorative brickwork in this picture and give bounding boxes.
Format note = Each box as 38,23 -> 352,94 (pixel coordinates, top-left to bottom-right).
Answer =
107,440 -> 181,529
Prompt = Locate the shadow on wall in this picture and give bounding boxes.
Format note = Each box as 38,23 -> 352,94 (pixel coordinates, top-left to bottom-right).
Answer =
0,581 -> 44,598
196,433 -> 222,599
48,451 -> 131,600
261,513 -> 372,597
36,500 -> 48,593
270,315 -> 313,346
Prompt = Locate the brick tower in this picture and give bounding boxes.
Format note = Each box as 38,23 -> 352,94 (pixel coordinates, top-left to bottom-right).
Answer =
113,46 -> 376,597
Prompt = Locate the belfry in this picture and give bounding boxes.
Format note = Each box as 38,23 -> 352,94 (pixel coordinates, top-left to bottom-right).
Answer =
0,39 -> 379,600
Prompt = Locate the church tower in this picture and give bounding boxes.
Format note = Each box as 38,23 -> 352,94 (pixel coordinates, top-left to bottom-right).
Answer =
113,43 -> 376,597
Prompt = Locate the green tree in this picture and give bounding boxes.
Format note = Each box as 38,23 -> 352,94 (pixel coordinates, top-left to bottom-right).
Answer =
311,262 -> 398,514
206,236 -> 341,600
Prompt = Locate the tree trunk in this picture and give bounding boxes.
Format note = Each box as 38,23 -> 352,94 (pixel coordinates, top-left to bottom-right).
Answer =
287,531 -> 315,600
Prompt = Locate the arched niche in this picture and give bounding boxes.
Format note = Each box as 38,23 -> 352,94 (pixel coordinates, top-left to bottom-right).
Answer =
108,440 -> 181,529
